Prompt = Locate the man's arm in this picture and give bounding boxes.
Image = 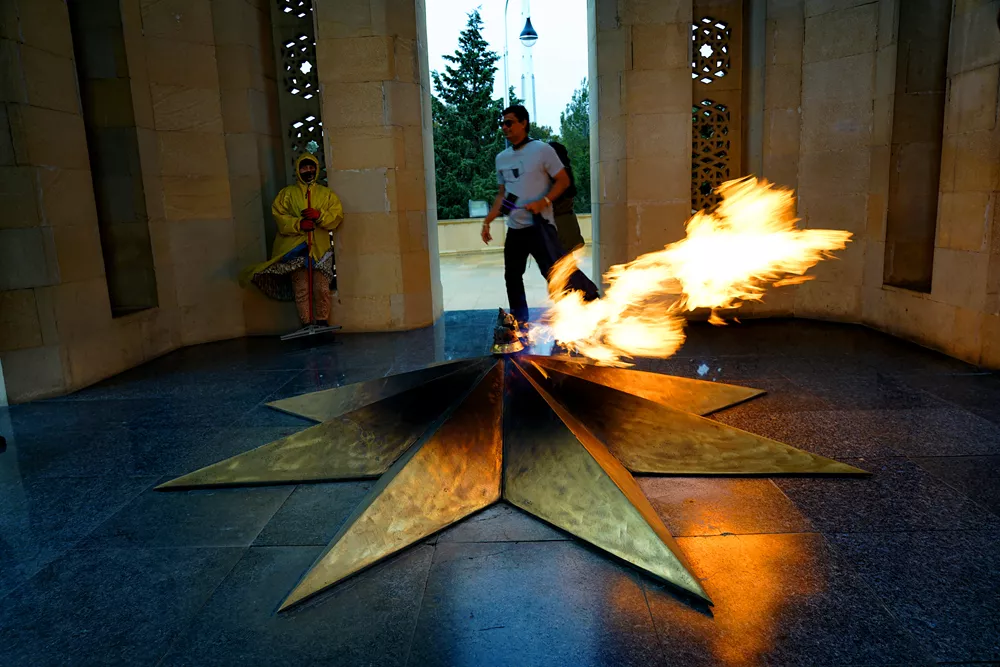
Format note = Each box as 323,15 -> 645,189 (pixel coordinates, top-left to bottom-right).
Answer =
481,185 -> 505,245
524,169 -> 569,215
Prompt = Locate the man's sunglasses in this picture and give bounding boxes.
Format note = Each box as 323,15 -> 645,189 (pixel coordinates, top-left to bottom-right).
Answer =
499,119 -> 518,128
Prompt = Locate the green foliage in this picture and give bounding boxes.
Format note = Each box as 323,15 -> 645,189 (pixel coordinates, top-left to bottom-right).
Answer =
431,11 -> 506,220
558,80 -> 591,214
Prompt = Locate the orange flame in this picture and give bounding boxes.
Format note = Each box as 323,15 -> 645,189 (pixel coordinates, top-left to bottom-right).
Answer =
533,178 -> 852,365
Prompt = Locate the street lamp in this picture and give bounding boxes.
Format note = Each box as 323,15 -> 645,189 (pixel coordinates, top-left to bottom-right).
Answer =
503,0 -> 539,110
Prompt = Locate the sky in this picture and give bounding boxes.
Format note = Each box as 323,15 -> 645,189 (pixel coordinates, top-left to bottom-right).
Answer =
425,0 -> 590,131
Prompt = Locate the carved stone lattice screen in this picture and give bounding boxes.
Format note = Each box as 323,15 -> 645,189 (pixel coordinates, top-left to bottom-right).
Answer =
692,99 -> 731,212
691,2 -> 742,212
271,0 -> 326,183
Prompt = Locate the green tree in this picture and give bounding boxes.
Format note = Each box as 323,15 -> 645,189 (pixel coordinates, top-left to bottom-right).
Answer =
431,11 -> 506,220
558,80 -> 591,214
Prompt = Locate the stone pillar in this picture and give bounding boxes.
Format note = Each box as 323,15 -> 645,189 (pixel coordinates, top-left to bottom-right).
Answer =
313,0 -> 442,331
593,0 -> 693,280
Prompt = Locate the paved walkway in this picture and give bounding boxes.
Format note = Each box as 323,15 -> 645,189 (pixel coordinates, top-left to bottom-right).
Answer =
440,246 -> 595,311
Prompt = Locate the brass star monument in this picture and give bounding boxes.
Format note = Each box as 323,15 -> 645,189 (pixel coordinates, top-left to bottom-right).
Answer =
157,351 -> 866,611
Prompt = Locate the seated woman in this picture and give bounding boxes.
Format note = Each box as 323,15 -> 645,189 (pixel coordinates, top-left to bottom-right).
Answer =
241,152 -> 344,328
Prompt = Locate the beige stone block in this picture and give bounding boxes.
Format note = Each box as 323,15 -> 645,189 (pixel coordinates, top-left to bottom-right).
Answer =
157,131 -> 228,176
804,0 -> 874,18
874,45 -> 897,99
372,0 -> 418,40
798,149 -> 870,193
0,104 -> 13,165
215,44 -> 255,90
0,289 -> 42,351
622,0 -> 686,24
871,95 -> 893,145
891,93 -> 947,145
393,38 -> 417,84
766,16 -> 805,67
948,0 -> 1000,76
598,202 -> 627,251
328,168 -> 391,214
0,344 -> 67,402
146,38 -> 220,88
141,0 -> 216,44
332,295 -> 393,332
793,280 -> 861,319
803,3 -> 876,64
598,74 -> 623,119
336,212 -> 400,255
20,45 -> 78,114
317,36 -> 394,83
347,252 -> 404,297
597,26 -> 627,74
399,210 -> 429,254
9,105 -> 89,169
869,143 -> 890,195
242,285 -> 299,335
597,159 -> 626,204
224,133 -> 261,177
166,217 -> 236,265
627,113 -> 689,159
162,175 -> 232,220
937,192 -> 991,252
395,168 -> 425,211
625,69 -> 690,115
323,82 -> 385,128
981,313 -> 1000,368
210,0 -> 251,46
400,249 -> 431,293
249,84 -> 280,136
52,223 -> 106,283
314,0 -> 373,39
17,0 -> 73,57
762,153 -> 799,192
801,53 -> 874,106
798,191 -> 867,234
0,227 -> 58,289
626,156 -> 689,203
598,115 -> 626,162
931,248 -> 989,310
629,202 -> 689,252
401,126 -> 424,170
800,101 -> 872,152
944,130 -> 1000,194
0,165 -> 40,228
173,257 -> 242,308
764,66 -> 802,109
0,39 -> 27,105
946,64 -> 1000,134
137,306 -> 180,359
78,78 -> 139,129
863,240 -> 885,287
950,306 -> 984,363
44,277 -> 113,341
866,191 -> 886,241
62,322 -> 137,390
151,84 -> 225,132
179,298 -> 245,345
219,87 -> 255,134
809,236 -> 865,284
763,107 -> 802,156
386,81 -> 422,128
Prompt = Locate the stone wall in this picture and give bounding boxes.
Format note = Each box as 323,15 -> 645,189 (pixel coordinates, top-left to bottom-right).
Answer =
312,0 -> 442,331
0,0 -> 288,402
590,0 -> 999,366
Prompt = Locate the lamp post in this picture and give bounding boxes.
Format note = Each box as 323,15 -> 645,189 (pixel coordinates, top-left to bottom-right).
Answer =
503,0 -> 538,113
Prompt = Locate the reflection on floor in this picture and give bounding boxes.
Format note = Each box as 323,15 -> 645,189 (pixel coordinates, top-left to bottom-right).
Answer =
1,315 -> 999,665
440,246 -> 595,311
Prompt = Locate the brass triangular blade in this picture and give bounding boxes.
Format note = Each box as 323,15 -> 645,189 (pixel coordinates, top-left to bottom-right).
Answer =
504,359 -> 711,603
525,355 -> 763,415
267,357 -> 488,422
522,360 -> 867,476
156,363 -> 491,490
280,362 -> 504,610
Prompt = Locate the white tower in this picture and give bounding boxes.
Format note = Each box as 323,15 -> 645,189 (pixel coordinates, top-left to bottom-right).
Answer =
519,0 -> 537,123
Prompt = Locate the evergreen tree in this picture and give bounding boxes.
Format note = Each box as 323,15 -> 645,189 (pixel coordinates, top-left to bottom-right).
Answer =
558,80 -> 591,214
431,11 -> 506,220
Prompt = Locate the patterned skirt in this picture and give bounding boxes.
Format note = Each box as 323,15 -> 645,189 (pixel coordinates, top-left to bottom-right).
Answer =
251,244 -> 335,301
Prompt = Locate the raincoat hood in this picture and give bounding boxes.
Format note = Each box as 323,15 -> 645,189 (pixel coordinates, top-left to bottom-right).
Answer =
295,153 -> 321,186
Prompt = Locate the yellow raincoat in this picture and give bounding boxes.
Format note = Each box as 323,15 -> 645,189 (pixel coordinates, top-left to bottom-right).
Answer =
240,153 -> 344,296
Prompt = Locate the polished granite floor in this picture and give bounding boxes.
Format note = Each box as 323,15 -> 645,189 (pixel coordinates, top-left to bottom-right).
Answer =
1,314 -> 999,666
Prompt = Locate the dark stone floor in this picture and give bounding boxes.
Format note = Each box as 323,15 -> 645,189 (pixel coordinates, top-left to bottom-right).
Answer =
1,312 -> 999,666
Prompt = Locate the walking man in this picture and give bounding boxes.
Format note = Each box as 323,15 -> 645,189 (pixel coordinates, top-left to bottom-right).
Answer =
481,105 -> 598,325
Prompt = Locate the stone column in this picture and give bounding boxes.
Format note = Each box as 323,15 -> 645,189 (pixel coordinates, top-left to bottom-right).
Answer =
593,0 -> 693,280
313,0 -> 442,331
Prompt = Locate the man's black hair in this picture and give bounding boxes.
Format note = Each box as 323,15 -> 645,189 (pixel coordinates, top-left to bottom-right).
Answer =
501,104 -> 530,123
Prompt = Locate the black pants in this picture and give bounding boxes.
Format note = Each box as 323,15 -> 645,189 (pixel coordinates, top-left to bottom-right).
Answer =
504,221 -> 599,324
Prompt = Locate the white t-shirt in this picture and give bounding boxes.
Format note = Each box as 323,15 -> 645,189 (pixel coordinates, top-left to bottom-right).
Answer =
495,139 -> 564,229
